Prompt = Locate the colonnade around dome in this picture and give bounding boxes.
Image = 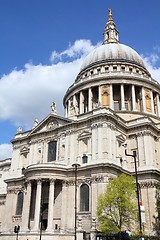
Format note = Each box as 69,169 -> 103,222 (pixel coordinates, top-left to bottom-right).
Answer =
65,80 -> 160,120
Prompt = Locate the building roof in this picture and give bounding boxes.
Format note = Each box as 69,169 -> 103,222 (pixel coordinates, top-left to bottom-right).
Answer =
80,43 -> 145,71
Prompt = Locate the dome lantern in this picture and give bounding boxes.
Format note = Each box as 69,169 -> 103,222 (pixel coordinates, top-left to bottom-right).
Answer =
103,9 -> 119,44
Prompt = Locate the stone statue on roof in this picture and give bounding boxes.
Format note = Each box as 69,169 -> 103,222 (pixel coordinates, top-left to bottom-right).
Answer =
51,101 -> 57,114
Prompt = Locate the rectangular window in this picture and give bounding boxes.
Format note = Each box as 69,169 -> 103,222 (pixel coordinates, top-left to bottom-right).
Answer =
114,101 -> 120,111
29,183 -> 36,220
48,141 -> 57,161
125,101 -> 129,110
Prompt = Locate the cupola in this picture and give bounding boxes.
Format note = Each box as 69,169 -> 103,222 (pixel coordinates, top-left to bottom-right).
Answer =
103,9 -> 119,44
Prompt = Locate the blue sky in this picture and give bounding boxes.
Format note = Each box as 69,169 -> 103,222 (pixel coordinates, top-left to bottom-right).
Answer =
1,0 -> 160,159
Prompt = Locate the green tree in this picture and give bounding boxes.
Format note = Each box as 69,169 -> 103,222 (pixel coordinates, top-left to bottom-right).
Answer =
97,173 -> 137,233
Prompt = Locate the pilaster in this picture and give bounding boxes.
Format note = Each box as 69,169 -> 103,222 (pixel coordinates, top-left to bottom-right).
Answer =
21,181 -> 32,232
110,84 -> 114,110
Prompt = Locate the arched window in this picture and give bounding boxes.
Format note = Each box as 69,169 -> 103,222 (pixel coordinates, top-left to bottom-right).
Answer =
80,184 -> 89,212
16,192 -> 24,215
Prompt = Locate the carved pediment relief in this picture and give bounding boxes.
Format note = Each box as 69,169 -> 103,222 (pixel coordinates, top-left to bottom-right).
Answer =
47,120 -> 59,129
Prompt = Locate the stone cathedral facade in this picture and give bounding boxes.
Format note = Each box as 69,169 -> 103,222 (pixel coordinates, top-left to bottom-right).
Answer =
1,9 -> 160,240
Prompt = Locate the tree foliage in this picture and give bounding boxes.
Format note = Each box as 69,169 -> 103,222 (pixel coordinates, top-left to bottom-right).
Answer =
96,173 -> 137,233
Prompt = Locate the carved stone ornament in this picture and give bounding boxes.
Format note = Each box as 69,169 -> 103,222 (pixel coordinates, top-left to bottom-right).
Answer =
12,216 -> 22,222
0,200 -> 5,205
47,120 -> 58,129
140,181 -> 158,189
7,186 -> 25,194
91,123 -> 103,129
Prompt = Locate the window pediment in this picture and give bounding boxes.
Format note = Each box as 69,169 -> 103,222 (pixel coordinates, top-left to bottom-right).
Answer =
78,131 -> 91,140
116,134 -> 126,144
20,146 -> 30,156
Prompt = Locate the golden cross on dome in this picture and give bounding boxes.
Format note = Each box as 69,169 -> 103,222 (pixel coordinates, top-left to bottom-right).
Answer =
108,8 -> 113,21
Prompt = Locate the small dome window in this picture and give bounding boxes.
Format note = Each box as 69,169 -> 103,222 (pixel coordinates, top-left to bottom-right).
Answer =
97,68 -> 101,73
121,66 -> 125,71
105,66 -> 109,71
113,66 -> 117,71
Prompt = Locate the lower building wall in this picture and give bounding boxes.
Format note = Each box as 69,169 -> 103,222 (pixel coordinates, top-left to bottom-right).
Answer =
0,233 -> 75,240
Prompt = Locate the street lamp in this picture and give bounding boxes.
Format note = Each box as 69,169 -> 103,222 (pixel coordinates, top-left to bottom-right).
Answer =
125,149 -> 142,238
14,225 -> 20,240
72,163 -> 80,240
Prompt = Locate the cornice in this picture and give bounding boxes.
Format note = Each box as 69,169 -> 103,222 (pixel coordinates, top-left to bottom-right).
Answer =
7,185 -> 25,194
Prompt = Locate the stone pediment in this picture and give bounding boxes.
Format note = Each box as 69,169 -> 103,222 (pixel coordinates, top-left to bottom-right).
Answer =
29,114 -> 71,135
116,134 -> 126,144
78,130 -> 91,140
20,146 -> 30,154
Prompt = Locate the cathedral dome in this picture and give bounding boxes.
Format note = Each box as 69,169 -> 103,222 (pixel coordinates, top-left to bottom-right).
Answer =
80,9 -> 146,72
80,43 -> 145,71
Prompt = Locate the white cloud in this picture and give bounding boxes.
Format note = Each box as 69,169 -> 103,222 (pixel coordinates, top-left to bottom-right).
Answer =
0,144 -> 12,160
153,45 -> 160,53
142,54 -> 160,82
50,39 -> 97,63
0,39 -> 96,130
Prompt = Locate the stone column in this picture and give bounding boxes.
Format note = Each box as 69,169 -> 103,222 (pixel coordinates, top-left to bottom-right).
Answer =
65,104 -> 68,118
80,91 -> 84,114
88,88 -> 93,111
132,85 -> 136,111
73,95 -> 77,115
121,84 -> 125,110
142,87 -> 146,112
68,99 -> 71,117
65,133 -> 69,165
108,125 -> 112,162
150,91 -> 154,114
88,138 -> 92,164
61,181 -> 68,231
143,133 -> 154,167
98,124 -> 102,160
22,181 -> 32,231
98,86 -> 101,106
33,180 -> 42,231
156,93 -> 160,117
91,125 -> 97,162
46,179 -> 55,231
110,84 -> 114,110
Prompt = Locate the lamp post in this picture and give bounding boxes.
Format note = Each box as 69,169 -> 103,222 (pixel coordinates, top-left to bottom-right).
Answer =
125,149 -> 142,238
72,163 -> 80,240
